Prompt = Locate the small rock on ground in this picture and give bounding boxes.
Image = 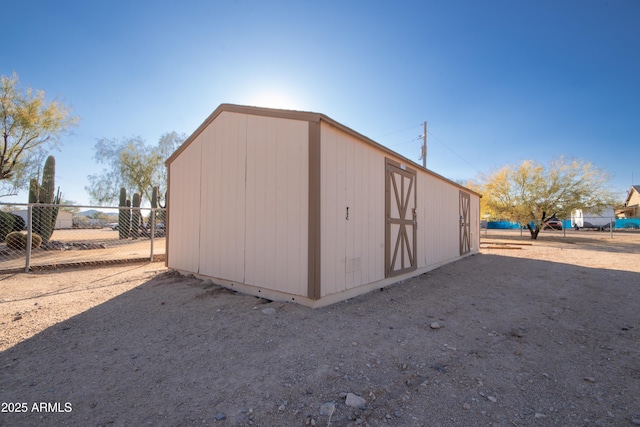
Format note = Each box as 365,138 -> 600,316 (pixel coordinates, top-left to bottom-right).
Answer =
345,393 -> 367,409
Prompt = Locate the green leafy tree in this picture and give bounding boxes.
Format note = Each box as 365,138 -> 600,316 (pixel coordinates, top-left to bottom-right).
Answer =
0,73 -> 78,197
87,211 -> 112,222
86,132 -> 185,205
59,198 -> 80,213
478,157 -> 618,239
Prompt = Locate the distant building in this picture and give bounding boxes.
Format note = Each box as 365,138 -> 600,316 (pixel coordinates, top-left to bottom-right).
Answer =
615,185 -> 640,218
15,210 -> 73,229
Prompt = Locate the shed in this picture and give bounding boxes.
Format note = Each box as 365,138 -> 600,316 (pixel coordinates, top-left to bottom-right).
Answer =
55,211 -> 73,229
165,104 -> 481,307
15,209 -> 73,229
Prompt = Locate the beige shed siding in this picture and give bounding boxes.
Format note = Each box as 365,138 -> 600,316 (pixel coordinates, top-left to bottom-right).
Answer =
243,114 -> 309,296
320,122 -> 385,297
417,174 -> 461,267
319,121 -> 479,298
198,112 -> 247,282
175,111 -> 309,295
167,137 -> 202,273
470,192 -> 480,250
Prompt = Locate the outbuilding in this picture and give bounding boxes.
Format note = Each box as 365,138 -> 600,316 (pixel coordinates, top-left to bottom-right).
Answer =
15,209 -> 73,229
165,104 -> 481,307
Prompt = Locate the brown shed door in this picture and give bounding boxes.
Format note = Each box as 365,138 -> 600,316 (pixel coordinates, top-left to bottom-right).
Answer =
385,158 -> 417,277
459,191 -> 471,256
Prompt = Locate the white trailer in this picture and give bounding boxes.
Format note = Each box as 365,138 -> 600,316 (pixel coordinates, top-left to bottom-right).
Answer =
571,208 -> 615,230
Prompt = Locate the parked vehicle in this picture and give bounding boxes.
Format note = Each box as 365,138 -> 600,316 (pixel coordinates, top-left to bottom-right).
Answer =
601,222 -> 613,231
110,222 -> 164,236
543,218 -> 563,230
575,221 -> 613,231
571,208 -> 614,231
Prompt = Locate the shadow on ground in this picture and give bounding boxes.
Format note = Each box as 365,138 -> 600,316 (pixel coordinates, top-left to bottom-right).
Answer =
1,254 -> 639,426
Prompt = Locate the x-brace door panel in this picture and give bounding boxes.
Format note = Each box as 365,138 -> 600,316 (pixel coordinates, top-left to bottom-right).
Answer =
460,191 -> 471,256
385,158 -> 417,277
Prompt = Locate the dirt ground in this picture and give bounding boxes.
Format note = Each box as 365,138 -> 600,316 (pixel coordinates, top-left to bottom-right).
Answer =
0,228 -> 165,272
0,229 -> 639,426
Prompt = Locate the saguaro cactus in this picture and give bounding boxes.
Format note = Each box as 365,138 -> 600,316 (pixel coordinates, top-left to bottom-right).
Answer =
151,186 -> 158,209
151,186 -> 166,226
29,156 -> 61,243
131,193 -> 141,240
118,187 -> 131,239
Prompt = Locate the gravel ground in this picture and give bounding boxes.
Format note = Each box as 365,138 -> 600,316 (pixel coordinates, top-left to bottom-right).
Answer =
1,230 -> 639,426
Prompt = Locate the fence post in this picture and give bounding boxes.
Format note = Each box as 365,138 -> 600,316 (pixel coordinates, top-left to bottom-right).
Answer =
25,205 -> 33,272
150,208 -> 155,262
610,218 -> 613,239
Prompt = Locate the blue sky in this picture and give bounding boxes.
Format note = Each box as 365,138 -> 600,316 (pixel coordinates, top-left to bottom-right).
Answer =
3,0 -> 639,206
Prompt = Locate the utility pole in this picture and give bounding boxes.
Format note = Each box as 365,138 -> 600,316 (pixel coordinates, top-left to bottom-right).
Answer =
419,121 -> 427,168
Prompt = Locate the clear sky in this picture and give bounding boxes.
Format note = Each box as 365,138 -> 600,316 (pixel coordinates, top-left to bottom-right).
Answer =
3,0 -> 639,206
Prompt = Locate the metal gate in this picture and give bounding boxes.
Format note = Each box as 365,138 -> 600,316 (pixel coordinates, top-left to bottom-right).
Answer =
385,158 -> 417,277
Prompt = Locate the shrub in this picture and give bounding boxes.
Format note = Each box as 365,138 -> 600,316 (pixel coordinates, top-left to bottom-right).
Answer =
0,211 -> 16,241
11,213 -> 25,231
0,212 -> 26,241
5,231 -> 42,250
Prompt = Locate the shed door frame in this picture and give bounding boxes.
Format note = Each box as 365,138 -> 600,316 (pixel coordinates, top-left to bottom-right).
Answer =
385,158 -> 417,277
459,191 -> 471,256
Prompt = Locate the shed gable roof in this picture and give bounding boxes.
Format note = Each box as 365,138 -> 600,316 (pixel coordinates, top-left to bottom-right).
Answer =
166,104 -> 481,197
165,104 -> 324,165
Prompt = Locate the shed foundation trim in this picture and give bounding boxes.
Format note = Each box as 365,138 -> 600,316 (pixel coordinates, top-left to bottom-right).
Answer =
172,253 -> 473,309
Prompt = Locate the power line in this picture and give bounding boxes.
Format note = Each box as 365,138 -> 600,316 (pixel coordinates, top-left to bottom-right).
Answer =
374,124 -> 423,140
387,135 -> 422,148
377,123 -> 482,176
427,130 -> 482,174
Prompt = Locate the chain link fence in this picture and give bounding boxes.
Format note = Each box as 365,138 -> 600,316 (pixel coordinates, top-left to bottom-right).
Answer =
571,215 -> 640,231
482,216 -> 640,238
0,203 -> 165,273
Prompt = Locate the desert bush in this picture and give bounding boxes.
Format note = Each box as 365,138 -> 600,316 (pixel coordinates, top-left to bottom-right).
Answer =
0,211 -> 21,241
0,212 -> 26,240
12,214 -> 25,231
5,231 -> 42,250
